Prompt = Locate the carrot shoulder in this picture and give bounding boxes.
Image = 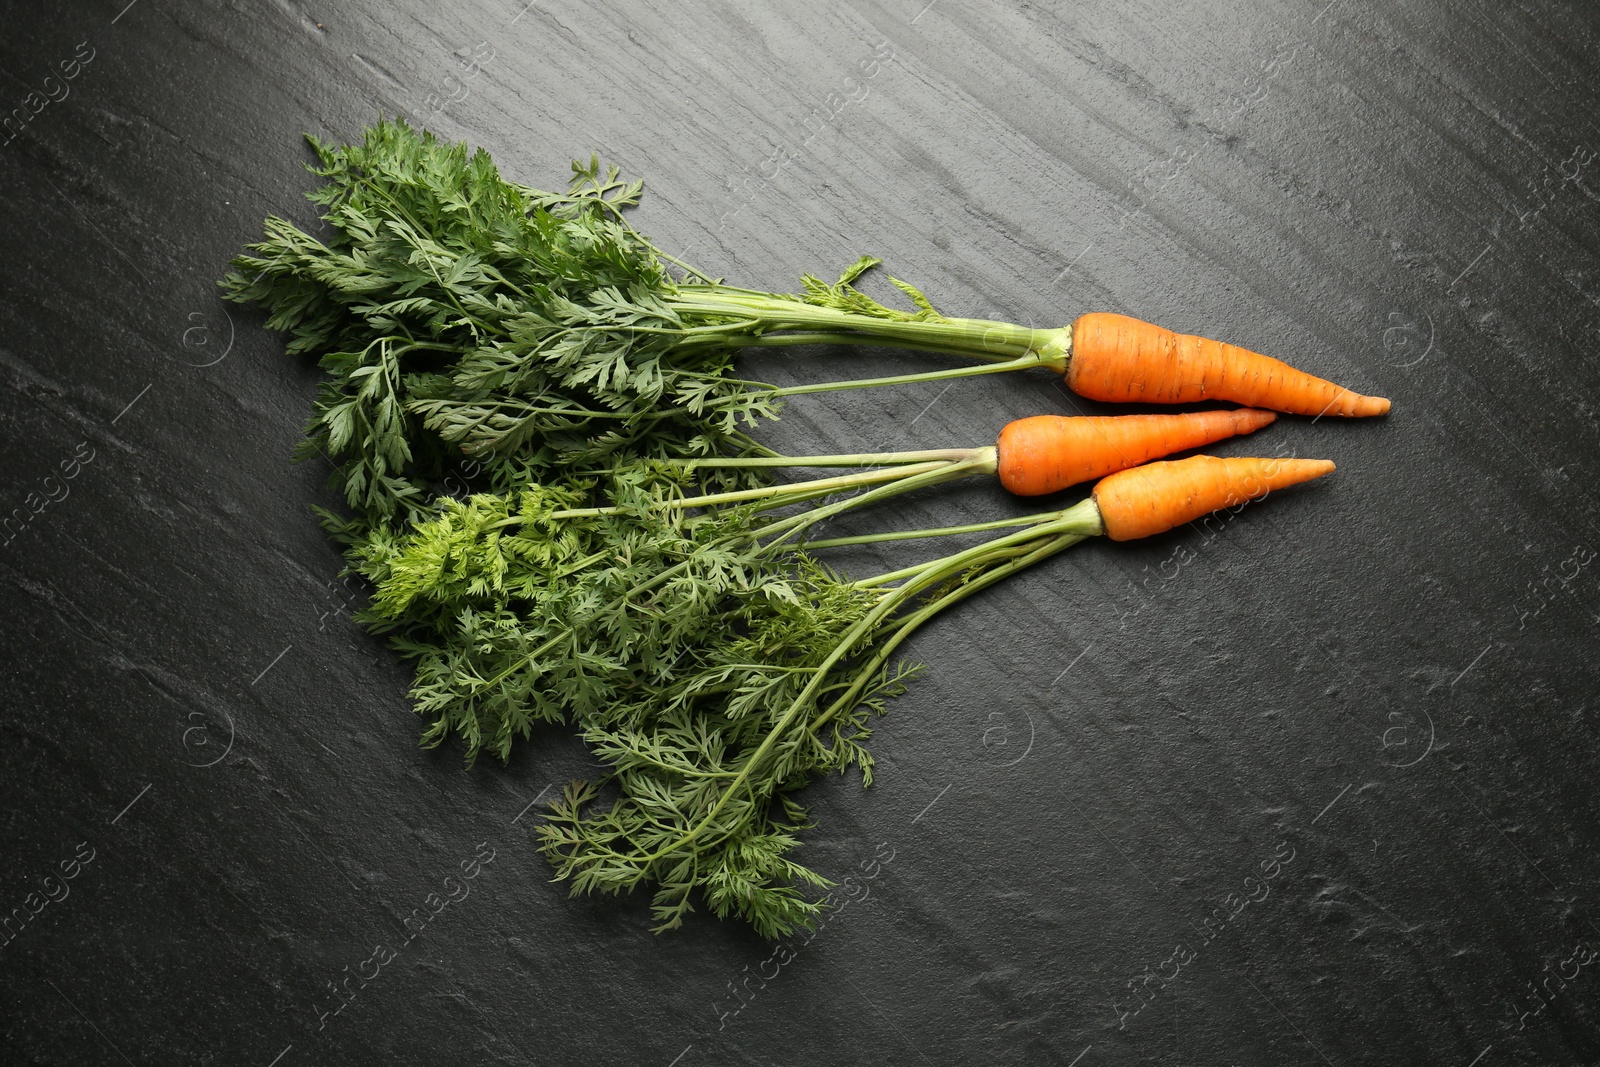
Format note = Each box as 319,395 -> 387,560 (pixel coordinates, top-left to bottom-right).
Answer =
1067,312 -> 1390,418
1092,454 -> 1336,541
995,409 -> 1276,496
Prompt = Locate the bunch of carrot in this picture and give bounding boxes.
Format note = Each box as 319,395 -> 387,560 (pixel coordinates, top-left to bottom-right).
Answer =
231,124 -> 1391,935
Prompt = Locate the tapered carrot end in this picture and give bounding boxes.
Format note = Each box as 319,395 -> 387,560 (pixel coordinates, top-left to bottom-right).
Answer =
1271,458 -> 1337,484
1231,408 -> 1278,433
1093,455 -> 1335,541
1319,389 -> 1391,417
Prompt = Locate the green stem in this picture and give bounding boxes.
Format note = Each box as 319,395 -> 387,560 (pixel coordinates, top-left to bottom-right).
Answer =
851,499 -> 1104,588
682,447 -> 996,470
546,460 -> 955,520
810,527 -> 1091,740
799,511 -> 1057,550
745,458 -> 995,549
691,329 -> 1051,366
723,352 -> 1061,403
672,291 -> 1066,366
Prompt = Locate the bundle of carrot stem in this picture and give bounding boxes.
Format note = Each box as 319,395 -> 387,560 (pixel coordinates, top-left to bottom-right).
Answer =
230,119 -> 1389,936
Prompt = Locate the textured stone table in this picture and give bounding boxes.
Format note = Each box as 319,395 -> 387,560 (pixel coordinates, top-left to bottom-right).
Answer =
4,1 -> 1599,1063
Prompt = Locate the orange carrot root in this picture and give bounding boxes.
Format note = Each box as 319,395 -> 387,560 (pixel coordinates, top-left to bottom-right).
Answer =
995,408 -> 1276,496
1067,313 -> 1390,418
1092,455 -> 1336,541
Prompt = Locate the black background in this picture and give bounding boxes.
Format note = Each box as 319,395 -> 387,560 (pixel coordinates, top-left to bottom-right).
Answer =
4,1 -> 1600,1064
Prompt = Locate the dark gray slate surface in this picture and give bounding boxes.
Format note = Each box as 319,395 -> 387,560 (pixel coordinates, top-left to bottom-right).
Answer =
4,1 -> 1600,1063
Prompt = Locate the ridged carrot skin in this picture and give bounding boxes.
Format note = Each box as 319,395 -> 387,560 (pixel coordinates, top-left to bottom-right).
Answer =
1067,312 -> 1390,417
995,409 -> 1277,496
1092,455 -> 1336,541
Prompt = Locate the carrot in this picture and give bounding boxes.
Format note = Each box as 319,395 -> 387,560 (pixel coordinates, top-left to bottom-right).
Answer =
995,408 -> 1276,496
1092,454 -> 1336,541
687,409 -> 1280,504
1067,312 -> 1390,418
